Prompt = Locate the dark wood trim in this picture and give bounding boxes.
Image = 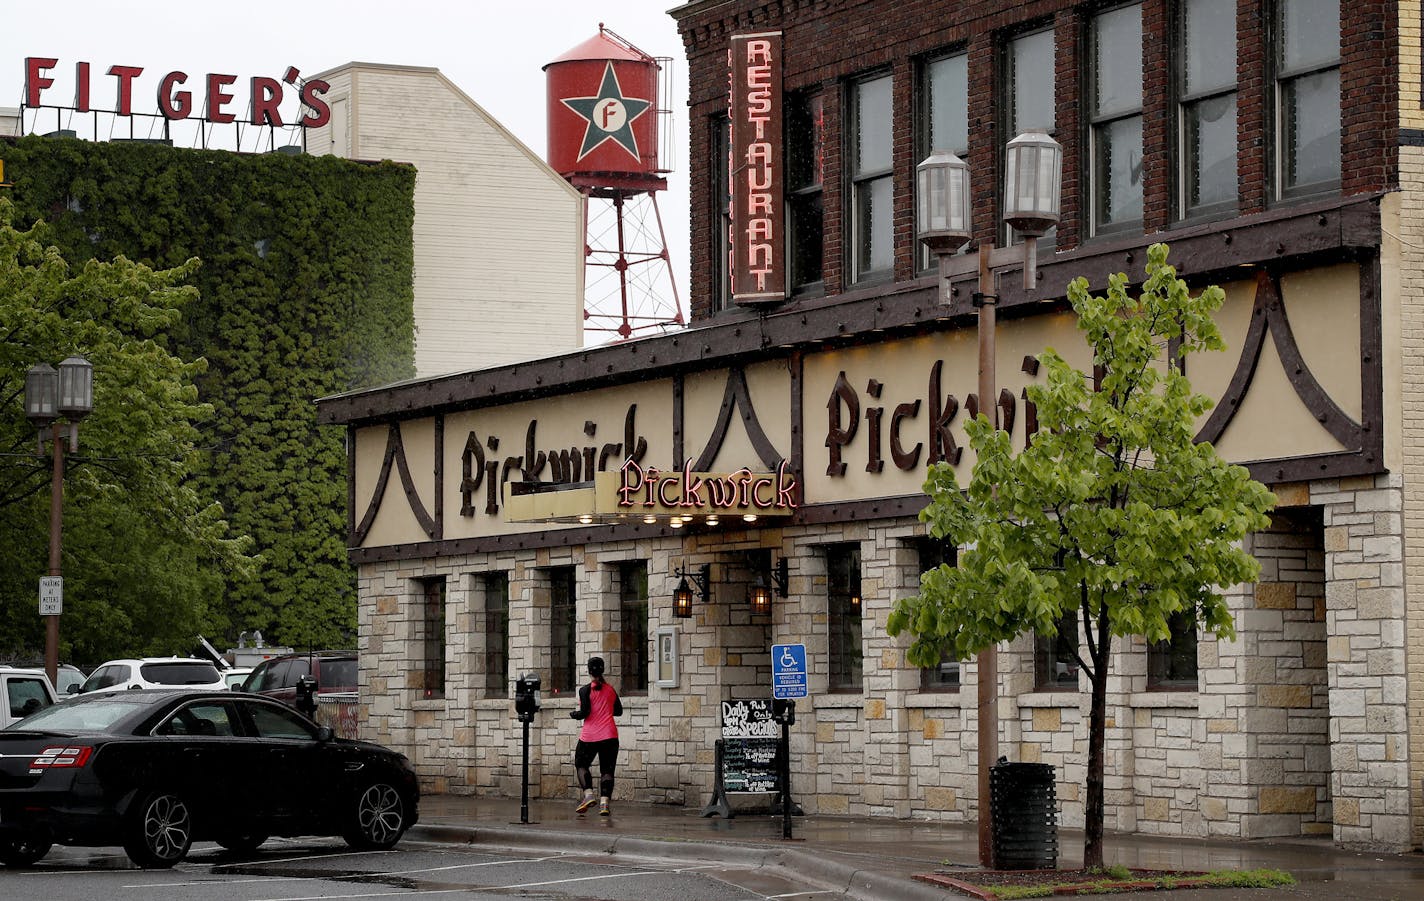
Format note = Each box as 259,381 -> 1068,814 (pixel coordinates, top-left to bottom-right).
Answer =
346,425 -> 356,544
673,373 -> 685,469
317,196 -> 1386,428
1194,274 -> 1268,446
433,414 -> 444,541
353,423 -> 437,546
790,351 -> 804,474
1262,270 -> 1361,448
692,366 -> 785,471
1360,253 -> 1385,470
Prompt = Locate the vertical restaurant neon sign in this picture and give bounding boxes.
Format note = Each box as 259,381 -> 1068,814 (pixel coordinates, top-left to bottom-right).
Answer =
729,32 -> 785,304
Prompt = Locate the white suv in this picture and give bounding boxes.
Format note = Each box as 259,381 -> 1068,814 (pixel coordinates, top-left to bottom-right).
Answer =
79,657 -> 226,694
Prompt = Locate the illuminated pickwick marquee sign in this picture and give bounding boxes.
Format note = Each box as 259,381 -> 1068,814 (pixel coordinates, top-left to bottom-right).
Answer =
22,57 -> 331,133
728,31 -> 784,304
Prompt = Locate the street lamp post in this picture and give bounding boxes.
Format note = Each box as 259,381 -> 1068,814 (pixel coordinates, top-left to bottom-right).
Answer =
24,356 -> 93,689
917,130 -> 1062,869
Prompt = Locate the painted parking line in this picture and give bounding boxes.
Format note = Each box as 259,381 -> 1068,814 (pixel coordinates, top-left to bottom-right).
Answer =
122,851 -> 564,890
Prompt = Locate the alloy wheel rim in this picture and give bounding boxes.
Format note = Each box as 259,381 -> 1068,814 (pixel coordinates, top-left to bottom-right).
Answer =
144,795 -> 191,859
357,784 -> 403,843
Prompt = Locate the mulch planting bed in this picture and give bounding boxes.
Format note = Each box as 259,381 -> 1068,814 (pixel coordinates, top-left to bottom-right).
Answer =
915,868 -> 1217,898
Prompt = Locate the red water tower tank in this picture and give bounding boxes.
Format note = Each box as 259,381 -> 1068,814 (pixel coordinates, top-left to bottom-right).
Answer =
545,26 -> 663,192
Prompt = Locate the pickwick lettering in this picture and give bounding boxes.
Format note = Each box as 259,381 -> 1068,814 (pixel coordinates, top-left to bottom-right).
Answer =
617,459 -> 798,511
461,404 -> 650,517
24,57 -> 331,128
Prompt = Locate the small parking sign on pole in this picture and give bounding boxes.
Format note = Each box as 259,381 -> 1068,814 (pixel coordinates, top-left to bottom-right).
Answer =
39,576 -> 63,615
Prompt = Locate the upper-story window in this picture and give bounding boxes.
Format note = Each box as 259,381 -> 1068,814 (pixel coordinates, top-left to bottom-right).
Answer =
787,91 -> 825,291
1177,0 -> 1238,219
1272,0 -> 1340,199
1005,28 -> 1057,248
849,73 -> 893,282
918,50 -> 968,271
1088,4 -> 1144,235
712,115 -> 733,312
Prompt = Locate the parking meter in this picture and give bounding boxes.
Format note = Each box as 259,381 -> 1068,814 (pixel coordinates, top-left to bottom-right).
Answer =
772,697 -> 796,725
294,674 -> 318,718
514,674 -> 541,723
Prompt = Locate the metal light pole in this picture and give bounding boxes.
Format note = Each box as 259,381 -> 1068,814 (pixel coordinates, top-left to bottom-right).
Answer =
917,131 -> 1061,869
24,356 -> 93,689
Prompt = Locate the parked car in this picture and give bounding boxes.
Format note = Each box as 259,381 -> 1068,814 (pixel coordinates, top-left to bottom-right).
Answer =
0,689 -> 419,868
80,658 -> 227,694
0,668 -> 58,729
52,663 -> 86,696
221,666 -> 254,690
239,651 -> 357,706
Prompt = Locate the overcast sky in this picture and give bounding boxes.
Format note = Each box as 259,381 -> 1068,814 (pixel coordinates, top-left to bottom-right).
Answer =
0,0 -> 692,313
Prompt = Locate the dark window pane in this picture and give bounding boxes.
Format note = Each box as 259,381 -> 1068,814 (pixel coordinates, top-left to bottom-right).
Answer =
550,567 -> 578,695
916,539 -> 959,690
1283,68 -> 1340,190
827,545 -> 863,690
1094,115 -> 1144,227
789,191 -> 823,287
619,561 -> 649,692
713,115 -> 732,311
1184,0 -> 1236,95
421,577 -> 447,700
1034,611 -> 1080,690
787,93 -> 824,191
1185,93 -> 1237,210
484,572 -> 510,694
1148,609 -> 1199,689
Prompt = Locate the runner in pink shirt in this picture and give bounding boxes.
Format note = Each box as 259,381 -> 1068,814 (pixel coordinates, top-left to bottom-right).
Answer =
569,656 -> 622,815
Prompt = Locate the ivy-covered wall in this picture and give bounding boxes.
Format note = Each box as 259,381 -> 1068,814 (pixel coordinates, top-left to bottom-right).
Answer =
3,135 -> 415,649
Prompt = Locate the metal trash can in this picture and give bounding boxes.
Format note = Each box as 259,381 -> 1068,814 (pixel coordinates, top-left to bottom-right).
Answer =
989,759 -> 1058,870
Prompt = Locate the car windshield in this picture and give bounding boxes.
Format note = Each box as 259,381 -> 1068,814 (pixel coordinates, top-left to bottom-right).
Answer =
140,662 -> 220,685
3,696 -> 146,732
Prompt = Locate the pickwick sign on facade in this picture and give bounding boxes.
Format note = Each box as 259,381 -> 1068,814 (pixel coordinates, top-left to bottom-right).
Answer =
728,32 -> 784,303
23,57 -> 332,127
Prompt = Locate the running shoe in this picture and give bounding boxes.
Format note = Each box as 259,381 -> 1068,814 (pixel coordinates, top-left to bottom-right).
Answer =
598,799 -> 610,816
576,794 -> 596,814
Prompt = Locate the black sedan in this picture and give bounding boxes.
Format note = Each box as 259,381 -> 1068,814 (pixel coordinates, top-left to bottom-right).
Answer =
0,689 -> 418,869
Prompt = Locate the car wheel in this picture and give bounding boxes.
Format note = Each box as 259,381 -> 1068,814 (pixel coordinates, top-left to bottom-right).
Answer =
215,832 -> 268,855
122,790 -> 193,868
0,836 -> 52,868
342,781 -> 407,850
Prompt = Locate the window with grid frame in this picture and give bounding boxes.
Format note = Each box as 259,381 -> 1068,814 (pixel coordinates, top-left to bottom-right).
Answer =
1148,608 -> 1199,690
1176,0 -> 1238,220
548,567 -> 578,695
915,538 -> 960,691
826,544 -> 863,691
1087,4 -> 1144,236
618,561 -> 649,694
482,572 -> 510,695
786,90 -> 825,292
917,49 -> 968,272
849,73 -> 893,282
1034,610 -> 1081,691
418,576 -> 446,700
1271,0 -> 1340,200
1003,27 -> 1057,250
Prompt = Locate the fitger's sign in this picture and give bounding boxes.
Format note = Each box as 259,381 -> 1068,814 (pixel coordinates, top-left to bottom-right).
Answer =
728,31 -> 784,304
24,57 -> 331,128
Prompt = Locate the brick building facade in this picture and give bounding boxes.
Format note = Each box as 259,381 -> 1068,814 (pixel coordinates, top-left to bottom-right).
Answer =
320,0 -> 1424,852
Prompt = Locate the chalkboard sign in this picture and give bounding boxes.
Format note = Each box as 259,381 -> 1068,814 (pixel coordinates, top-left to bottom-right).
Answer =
701,699 -> 787,817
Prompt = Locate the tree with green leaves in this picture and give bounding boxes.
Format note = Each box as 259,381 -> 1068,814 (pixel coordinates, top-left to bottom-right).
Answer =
0,198 -> 254,665
887,243 -> 1276,868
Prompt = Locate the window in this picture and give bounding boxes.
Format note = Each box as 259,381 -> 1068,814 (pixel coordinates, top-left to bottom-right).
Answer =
1272,0 -> 1340,198
1034,611 -> 1080,691
549,567 -> 578,695
420,576 -> 447,700
916,539 -> 960,691
482,572 -> 510,694
827,544 -> 863,690
1148,608 -> 1199,689
786,91 -> 825,290
247,701 -> 319,739
6,677 -> 51,718
618,561 -> 649,693
918,50 -> 968,270
1088,4 -> 1144,235
1177,0 -> 1237,218
1005,28 -> 1057,249
849,74 -> 893,281
712,115 -> 733,311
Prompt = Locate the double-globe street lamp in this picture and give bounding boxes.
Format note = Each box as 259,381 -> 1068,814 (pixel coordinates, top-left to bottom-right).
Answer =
916,130 -> 1062,868
24,355 -> 94,688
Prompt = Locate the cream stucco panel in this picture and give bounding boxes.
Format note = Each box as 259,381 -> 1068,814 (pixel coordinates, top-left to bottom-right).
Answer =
354,420 -> 438,549
682,361 -> 793,470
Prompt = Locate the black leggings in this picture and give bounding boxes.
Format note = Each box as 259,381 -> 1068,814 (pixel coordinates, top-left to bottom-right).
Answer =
574,738 -> 619,797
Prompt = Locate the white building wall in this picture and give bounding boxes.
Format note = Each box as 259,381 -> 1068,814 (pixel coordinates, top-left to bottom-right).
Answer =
308,63 -> 584,378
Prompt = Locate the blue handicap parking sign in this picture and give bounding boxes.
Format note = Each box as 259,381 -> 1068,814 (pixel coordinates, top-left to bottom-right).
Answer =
772,643 -> 808,699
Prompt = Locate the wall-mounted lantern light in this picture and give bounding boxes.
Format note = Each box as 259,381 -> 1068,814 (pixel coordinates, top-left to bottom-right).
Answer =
672,563 -> 709,618
748,556 -> 787,615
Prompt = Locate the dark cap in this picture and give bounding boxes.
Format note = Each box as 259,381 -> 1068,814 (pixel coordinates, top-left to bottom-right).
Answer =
587,656 -> 605,677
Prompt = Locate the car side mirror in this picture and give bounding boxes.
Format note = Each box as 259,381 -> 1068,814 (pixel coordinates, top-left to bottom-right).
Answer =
65,685 -> 80,695
316,725 -> 334,742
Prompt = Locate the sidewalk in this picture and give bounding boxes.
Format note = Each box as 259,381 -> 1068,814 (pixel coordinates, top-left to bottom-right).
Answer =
413,794 -> 1424,900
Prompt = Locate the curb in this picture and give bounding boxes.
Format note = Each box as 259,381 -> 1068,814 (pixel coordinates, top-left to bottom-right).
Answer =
407,823 -> 950,901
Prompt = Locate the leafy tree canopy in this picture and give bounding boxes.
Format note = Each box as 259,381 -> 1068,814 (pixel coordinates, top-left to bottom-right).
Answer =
887,243 -> 1276,866
0,198 -> 254,665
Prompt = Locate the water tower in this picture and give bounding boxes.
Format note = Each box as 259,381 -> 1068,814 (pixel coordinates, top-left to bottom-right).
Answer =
546,25 -> 681,340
